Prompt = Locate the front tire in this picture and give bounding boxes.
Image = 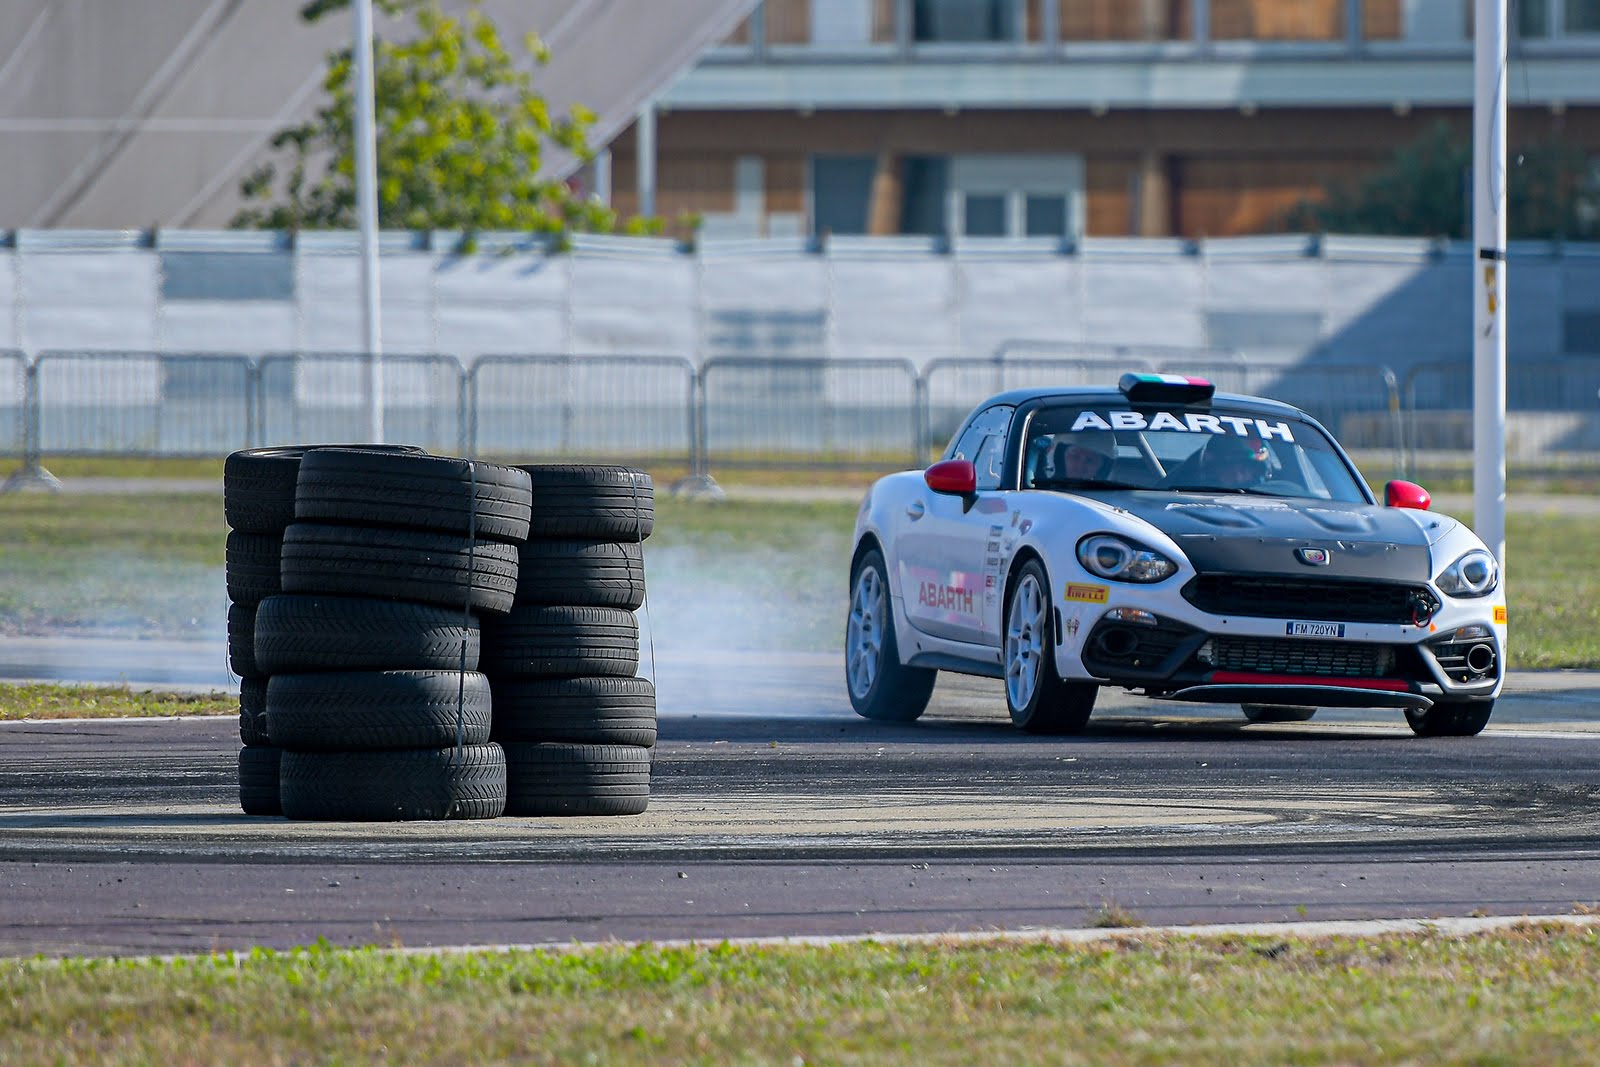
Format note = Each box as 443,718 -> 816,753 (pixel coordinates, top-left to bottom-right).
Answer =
846,549 -> 935,722
1004,559 -> 1097,734
1241,704 -> 1318,723
1405,699 -> 1493,737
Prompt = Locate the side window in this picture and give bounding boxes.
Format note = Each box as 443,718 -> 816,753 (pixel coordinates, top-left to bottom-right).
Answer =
947,405 -> 1014,489
972,434 -> 1006,490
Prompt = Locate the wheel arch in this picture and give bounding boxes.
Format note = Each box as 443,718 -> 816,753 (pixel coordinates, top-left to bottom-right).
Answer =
850,534 -> 886,591
1003,546 -> 1048,616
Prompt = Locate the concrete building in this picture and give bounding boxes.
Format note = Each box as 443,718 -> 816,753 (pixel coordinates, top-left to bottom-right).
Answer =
602,0 -> 1600,239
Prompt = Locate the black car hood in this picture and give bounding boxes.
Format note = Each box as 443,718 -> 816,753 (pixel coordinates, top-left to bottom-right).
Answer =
1088,491 -> 1433,581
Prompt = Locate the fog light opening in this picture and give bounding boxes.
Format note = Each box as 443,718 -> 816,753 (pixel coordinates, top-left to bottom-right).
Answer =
1095,627 -> 1139,659
1465,643 -> 1496,675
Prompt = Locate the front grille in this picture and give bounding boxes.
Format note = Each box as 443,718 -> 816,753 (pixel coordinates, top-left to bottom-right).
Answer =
1199,636 -> 1394,678
1184,575 -> 1438,625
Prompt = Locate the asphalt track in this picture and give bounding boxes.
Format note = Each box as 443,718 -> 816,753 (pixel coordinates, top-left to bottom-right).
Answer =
4,649 -> 1600,958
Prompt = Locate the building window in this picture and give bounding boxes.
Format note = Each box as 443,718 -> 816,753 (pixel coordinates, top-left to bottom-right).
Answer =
1516,0 -> 1600,35
913,0 -> 1024,42
1025,195 -> 1068,237
811,155 -> 876,235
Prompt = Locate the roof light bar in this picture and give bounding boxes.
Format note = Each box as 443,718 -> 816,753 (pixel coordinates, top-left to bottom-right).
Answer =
1118,372 -> 1216,404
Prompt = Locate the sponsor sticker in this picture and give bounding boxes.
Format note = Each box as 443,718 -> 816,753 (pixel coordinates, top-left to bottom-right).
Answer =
918,581 -> 975,614
1070,410 -> 1295,442
1286,621 -> 1344,638
1064,583 -> 1109,603
1494,605 -> 1508,624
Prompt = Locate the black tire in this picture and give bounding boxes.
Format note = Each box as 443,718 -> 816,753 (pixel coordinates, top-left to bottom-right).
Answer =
280,523 -> 519,615
1004,559 -> 1097,734
239,677 -> 270,746
228,602 -> 263,679
1241,704 -> 1318,723
296,450 -> 533,544
265,670 -> 492,751
239,745 -> 282,816
492,677 -> 657,746
502,742 -> 651,816
225,444 -> 426,535
254,594 -> 480,674
517,465 -> 655,542
1405,699 -> 1494,737
482,606 -> 639,678
225,531 -> 282,607
845,548 -> 935,722
514,541 -> 645,609
279,744 -> 506,821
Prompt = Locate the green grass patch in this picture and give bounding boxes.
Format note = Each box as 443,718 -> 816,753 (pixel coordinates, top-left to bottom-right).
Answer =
4,928 -> 1600,1063
0,684 -> 236,721
15,456 -> 226,480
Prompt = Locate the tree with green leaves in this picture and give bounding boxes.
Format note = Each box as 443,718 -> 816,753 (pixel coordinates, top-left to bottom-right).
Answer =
233,0 -> 655,239
1286,120 -> 1600,240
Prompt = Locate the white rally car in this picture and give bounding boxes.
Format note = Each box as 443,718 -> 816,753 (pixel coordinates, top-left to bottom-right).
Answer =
846,374 -> 1506,737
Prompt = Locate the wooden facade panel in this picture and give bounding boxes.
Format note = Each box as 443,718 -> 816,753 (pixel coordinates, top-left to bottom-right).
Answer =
1362,0 -> 1401,39
1211,0 -> 1343,39
1175,157 -> 1369,236
765,0 -> 811,44
764,156 -> 808,216
1086,158 -> 1136,236
1060,0 -> 1190,40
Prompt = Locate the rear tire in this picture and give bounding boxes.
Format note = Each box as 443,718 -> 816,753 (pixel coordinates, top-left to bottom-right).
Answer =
1405,699 -> 1493,737
1241,704 -> 1318,723
1004,559 -> 1096,734
845,549 -> 935,723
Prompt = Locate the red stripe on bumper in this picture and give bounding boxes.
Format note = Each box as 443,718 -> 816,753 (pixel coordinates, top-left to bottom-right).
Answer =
1207,672 -> 1413,692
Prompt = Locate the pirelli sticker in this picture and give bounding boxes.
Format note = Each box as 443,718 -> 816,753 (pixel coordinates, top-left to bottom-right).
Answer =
1065,583 -> 1109,603
1494,606 -> 1508,624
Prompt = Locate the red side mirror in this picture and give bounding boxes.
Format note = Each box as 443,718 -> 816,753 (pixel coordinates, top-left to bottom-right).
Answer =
924,459 -> 977,495
1384,479 -> 1431,510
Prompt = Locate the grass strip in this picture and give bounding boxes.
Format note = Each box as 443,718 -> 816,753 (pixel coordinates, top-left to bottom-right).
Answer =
0,684 -> 237,722
4,927 -> 1600,1063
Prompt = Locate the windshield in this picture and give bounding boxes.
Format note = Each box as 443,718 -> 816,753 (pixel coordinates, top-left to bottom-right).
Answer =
1021,403 -> 1370,503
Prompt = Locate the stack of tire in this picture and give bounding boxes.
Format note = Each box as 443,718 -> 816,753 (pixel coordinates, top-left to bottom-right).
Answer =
223,447 -> 321,817
249,448 -> 533,820
483,466 -> 656,816
226,446 -> 437,815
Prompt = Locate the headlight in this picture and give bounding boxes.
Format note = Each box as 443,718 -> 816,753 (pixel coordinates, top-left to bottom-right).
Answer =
1436,549 -> 1498,598
1076,534 -> 1177,583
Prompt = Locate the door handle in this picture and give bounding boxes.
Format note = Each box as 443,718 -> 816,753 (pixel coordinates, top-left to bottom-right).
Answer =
906,500 -> 926,520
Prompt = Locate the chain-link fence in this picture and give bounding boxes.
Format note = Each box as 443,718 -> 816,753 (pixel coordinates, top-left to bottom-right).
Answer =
468,355 -> 696,466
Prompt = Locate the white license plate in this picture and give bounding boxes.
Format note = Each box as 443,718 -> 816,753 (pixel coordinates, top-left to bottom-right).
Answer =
1286,621 -> 1345,638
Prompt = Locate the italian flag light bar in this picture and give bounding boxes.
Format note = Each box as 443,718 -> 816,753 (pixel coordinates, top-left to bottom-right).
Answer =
1118,372 -> 1217,403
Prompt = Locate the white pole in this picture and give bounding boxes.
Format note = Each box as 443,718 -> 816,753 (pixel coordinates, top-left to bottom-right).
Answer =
1472,0 -> 1507,564
636,102 -> 657,218
353,0 -> 384,443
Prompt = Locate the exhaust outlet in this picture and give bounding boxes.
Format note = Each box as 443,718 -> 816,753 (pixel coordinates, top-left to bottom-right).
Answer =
1466,643 -> 1496,675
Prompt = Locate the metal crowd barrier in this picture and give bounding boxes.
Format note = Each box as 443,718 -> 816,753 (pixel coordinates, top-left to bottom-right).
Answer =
0,350 -> 1592,490
0,350 -> 24,459
256,353 -> 466,455
699,356 -> 921,469
468,354 -> 696,467
34,351 -> 255,457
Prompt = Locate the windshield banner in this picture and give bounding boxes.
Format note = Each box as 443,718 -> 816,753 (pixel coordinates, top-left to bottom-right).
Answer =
1070,411 -> 1294,441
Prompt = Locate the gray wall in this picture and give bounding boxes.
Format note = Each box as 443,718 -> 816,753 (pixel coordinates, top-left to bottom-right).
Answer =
3,231 -> 1596,371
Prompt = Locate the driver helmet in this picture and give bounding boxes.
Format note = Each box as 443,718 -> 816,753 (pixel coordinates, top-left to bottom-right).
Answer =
1052,433 -> 1114,481
1200,434 -> 1270,486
